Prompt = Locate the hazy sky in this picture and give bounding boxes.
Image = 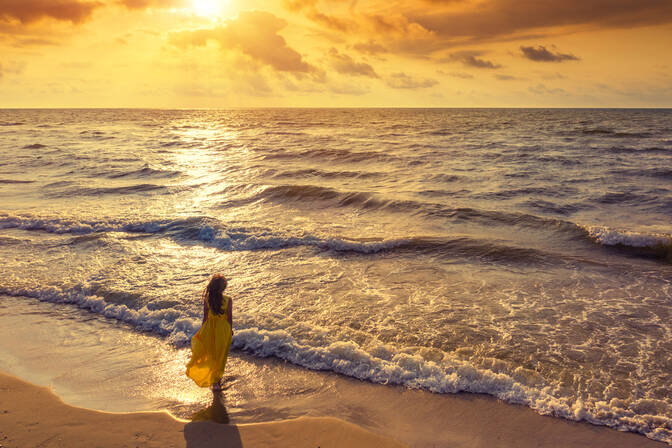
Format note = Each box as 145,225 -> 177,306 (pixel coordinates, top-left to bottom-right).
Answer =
1,0 -> 671,107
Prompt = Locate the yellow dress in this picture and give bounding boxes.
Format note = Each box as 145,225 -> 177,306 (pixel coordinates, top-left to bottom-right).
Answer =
186,296 -> 232,387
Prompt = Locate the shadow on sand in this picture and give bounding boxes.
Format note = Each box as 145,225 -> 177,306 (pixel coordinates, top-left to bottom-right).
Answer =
184,390 -> 243,448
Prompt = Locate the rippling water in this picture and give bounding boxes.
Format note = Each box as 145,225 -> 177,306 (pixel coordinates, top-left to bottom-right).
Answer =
1,109 -> 671,443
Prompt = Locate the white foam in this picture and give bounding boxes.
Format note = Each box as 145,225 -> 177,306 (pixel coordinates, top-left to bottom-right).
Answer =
0,213 -> 415,254
1,285 -> 671,445
0,214 -> 171,235
584,225 -> 671,248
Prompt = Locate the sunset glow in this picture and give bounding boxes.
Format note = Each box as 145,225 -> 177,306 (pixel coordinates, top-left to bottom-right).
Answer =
0,0 -> 671,107
192,0 -> 223,17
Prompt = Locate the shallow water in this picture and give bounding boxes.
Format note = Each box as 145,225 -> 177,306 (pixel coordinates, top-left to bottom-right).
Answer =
0,109 -> 671,443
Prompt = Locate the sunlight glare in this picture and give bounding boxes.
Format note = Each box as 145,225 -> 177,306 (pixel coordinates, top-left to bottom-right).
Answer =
192,0 -> 221,17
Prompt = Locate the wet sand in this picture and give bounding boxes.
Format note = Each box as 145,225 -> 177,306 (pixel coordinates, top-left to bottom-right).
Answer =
0,372 -> 406,448
0,295 -> 667,448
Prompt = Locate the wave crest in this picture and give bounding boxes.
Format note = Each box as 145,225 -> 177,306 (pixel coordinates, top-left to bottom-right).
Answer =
2,285 -> 671,445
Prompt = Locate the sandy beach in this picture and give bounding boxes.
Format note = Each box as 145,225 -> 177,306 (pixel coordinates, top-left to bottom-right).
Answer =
1,295 -> 667,448
1,368 -> 667,448
0,372 -> 406,448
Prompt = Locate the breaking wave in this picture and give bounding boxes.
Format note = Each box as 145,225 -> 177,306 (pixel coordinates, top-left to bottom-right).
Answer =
1,284 -> 670,445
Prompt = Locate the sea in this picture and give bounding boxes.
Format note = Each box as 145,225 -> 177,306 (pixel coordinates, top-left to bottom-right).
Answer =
0,108 -> 671,443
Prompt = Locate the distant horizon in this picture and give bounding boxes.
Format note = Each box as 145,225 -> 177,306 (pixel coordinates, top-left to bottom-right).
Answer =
2,106 -> 672,110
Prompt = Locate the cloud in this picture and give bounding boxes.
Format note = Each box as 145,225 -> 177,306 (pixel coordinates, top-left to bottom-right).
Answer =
447,71 -> 474,79
328,48 -> 379,78
447,51 -> 501,69
284,1 -> 435,43
329,83 -> 370,95
170,11 -> 321,76
284,0 -> 352,32
437,70 -> 474,79
521,45 -> 579,62
411,1 -> 672,42
353,40 -> 387,55
494,74 -> 518,80
542,72 -> 568,80
528,83 -> 568,95
0,60 -> 26,78
118,0 -> 185,8
11,37 -> 58,46
386,72 -> 438,89
285,1 -> 672,61
0,0 -> 103,24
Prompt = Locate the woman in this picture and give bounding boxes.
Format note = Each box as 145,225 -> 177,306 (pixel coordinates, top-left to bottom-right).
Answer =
186,274 -> 233,390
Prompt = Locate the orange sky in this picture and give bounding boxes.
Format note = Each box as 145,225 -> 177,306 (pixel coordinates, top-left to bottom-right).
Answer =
1,0 -> 671,107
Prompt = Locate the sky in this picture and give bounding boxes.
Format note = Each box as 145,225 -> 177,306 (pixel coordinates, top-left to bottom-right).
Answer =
1,0 -> 671,107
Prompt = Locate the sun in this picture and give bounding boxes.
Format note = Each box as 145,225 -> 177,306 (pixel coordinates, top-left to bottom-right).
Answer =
192,0 -> 221,16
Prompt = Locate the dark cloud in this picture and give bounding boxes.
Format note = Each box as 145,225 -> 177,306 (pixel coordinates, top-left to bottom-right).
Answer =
386,72 -> 438,89
284,0 -> 352,32
287,1 -> 672,60
307,9 -> 351,32
542,72 -> 568,80
412,0 -> 672,41
283,0 -> 318,11
328,48 -> 379,78
521,45 -> 579,62
118,0 -> 185,9
353,40 -> 387,55
437,70 -> 473,79
446,51 -> 501,69
0,0 -> 103,24
449,72 -> 473,79
170,11 -> 321,76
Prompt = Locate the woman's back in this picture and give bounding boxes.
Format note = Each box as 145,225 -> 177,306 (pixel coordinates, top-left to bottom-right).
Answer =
186,275 -> 233,388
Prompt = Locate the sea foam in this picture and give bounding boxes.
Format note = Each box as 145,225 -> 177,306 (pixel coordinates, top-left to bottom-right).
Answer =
1,284 -> 671,445
584,225 -> 671,248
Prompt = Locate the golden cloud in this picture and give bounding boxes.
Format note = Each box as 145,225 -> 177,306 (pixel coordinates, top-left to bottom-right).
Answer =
170,11 -> 322,76
0,0 -> 103,24
328,48 -> 379,78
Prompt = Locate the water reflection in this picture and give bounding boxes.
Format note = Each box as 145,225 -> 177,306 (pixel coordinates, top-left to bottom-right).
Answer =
191,390 -> 231,424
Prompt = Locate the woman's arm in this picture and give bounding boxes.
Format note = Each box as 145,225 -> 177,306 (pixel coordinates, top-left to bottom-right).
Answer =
227,297 -> 233,335
202,299 -> 208,325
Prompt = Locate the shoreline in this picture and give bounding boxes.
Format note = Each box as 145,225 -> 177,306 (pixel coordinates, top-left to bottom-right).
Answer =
0,371 -> 406,448
0,294 -> 668,447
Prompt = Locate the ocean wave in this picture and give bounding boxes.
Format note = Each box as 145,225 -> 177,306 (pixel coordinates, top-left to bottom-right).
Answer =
583,226 -> 671,249
220,183 -> 589,230
0,214 -> 179,235
79,130 -> 115,140
1,286 -> 671,445
609,167 -> 672,179
22,143 -> 47,149
3,212 -> 669,263
607,146 -> 670,155
268,168 -> 382,180
259,147 -> 403,164
0,179 -> 35,184
106,165 -> 182,179
581,225 -> 671,262
0,213 -> 563,264
582,128 -> 653,138
45,183 -> 170,197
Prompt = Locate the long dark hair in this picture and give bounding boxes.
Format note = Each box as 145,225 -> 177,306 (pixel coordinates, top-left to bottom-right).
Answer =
204,274 -> 227,315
